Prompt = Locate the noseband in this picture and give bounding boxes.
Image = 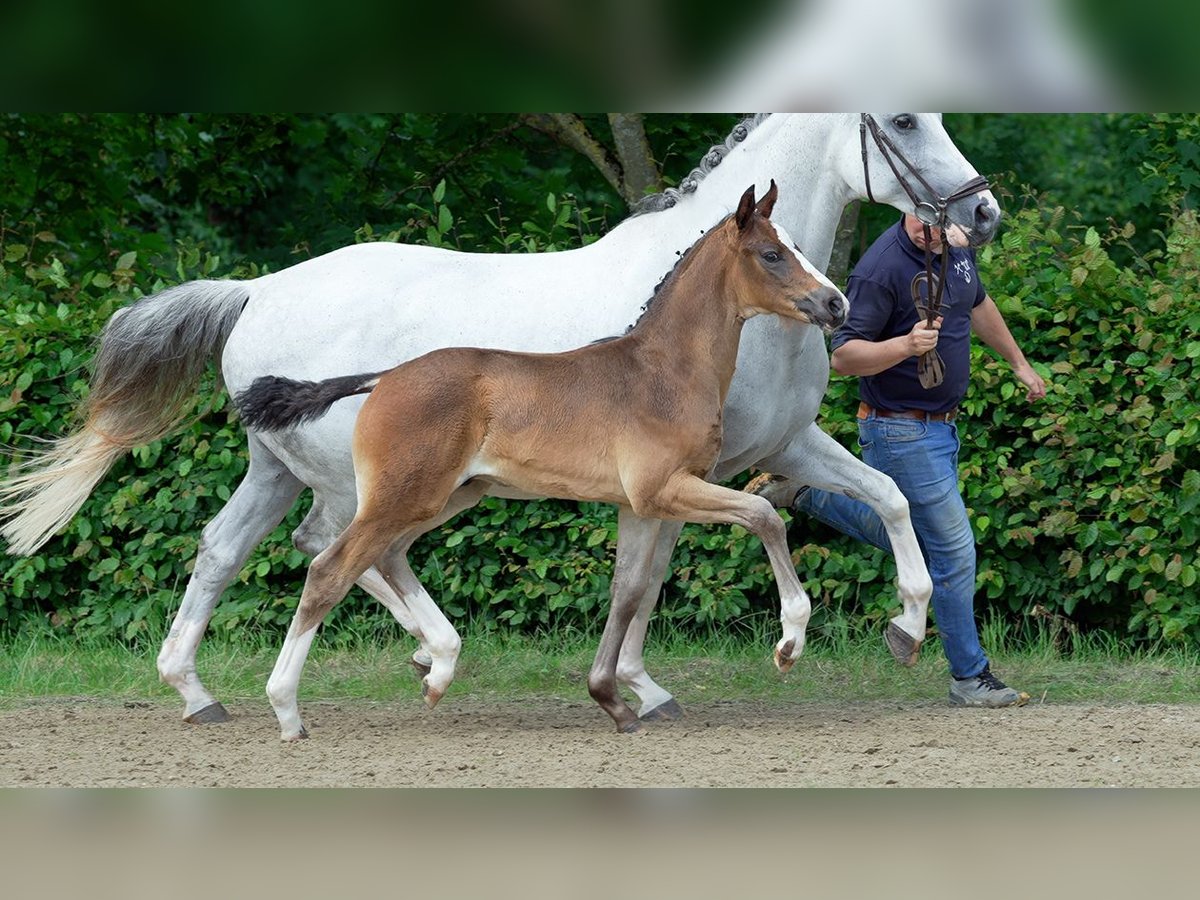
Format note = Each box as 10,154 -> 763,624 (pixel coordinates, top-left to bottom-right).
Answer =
859,114 -> 991,388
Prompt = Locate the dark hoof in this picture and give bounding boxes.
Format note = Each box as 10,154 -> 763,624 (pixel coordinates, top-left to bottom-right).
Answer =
618,719 -> 645,734
640,698 -> 684,722
885,622 -> 922,668
410,657 -> 432,678
184,701 -> 232,725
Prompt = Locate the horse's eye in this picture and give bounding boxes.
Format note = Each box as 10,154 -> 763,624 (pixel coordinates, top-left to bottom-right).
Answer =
893,114 -> 915,130
761,250 -> 782,263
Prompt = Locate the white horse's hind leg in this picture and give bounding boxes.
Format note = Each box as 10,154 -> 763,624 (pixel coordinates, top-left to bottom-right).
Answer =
614,518 -> 685,720
157,434 -> 304,722
756,422 -> 932,662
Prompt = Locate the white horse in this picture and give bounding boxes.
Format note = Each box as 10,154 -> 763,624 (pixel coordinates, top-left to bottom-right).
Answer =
1,114 -> 1000,725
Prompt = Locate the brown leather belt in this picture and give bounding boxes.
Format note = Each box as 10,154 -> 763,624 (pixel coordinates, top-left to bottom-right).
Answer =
857,401 -> 958,423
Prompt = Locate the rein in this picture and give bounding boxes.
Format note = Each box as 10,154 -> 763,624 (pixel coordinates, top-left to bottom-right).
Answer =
859,114 -> 990,388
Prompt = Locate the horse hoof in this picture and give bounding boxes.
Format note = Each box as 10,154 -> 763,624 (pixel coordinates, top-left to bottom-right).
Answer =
282,726 -> 309,742
184,702 -> 232,725
421,679 -> 444,710
640,698 -> 684,722
410,657 -> 432,679
744,472 -> 784,495
774,639 -> 797,673
885,622 -> 922,668
619,719 -> 645,734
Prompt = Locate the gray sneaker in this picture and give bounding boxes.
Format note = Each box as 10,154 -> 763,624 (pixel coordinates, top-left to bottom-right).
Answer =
949,666 -> 1029,708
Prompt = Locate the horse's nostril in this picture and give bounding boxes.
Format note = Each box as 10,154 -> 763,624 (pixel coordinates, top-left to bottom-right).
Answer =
975,200 -> 997,230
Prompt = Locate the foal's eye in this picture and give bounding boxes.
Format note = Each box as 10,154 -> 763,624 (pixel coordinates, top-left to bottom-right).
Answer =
892,114 -> 916,130
761,250 -> 782,263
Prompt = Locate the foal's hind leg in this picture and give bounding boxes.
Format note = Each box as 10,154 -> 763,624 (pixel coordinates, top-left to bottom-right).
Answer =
267,515 -> 401,741
293,497 -> 434,677
158,433 -> 304,723
375,538 -> 464,709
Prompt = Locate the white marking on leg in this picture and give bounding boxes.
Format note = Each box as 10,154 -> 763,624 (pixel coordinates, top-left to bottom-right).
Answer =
157,618 -> 219,716
266,623 -> 320,741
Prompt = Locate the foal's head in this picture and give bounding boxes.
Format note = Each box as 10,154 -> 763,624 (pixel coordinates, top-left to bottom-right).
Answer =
725,181 -> 848,330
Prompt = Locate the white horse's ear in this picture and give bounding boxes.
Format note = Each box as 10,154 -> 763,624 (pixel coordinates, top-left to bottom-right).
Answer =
755,179 -> 779,219
735,184 -> 757,230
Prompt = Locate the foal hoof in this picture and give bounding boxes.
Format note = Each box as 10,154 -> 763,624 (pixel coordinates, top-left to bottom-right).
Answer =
184,701 -> 232,725
639,698 -> 684,722
885,622 -> 922,668
774,638 -> 797,673
618,719 -> 645,734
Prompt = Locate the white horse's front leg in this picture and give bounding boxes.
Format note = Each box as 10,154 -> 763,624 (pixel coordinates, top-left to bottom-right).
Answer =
755,422 -> 932,663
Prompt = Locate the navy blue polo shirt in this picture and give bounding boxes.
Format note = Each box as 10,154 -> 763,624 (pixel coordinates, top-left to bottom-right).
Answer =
830,218 -> 986,413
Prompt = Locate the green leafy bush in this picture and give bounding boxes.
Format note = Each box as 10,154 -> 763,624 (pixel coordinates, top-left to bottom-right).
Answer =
3,180 -> 1198,646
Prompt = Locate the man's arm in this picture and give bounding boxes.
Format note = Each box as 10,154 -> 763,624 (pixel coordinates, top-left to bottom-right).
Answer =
971,295 -> 1047,400
831,318 -> 943,377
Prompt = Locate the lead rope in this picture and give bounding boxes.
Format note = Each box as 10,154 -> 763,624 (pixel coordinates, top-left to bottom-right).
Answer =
916,223 -> 948,389
859,114 -> 990,388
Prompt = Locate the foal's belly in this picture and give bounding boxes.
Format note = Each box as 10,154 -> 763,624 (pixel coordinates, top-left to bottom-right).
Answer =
468,452 -> 630,507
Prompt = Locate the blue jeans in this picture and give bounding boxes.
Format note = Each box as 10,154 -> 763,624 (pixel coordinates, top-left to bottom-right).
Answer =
794,413 -> 988,679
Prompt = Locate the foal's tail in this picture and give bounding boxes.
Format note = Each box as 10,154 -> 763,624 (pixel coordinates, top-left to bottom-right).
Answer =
1,281 -> 250,556
235,372 -> 385,432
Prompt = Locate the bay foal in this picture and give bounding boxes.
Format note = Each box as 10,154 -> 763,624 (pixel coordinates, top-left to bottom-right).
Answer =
237,182 -> 848,738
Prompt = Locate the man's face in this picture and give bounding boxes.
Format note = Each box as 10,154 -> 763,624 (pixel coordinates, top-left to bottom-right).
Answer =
904,214 -> 944,253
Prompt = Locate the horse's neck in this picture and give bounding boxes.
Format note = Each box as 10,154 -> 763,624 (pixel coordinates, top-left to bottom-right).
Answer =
679,114 -> 856,271
583,115 -> 855,335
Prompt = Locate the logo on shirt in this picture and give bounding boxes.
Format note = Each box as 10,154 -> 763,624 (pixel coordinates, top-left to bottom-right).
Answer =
953,258 -> 972,284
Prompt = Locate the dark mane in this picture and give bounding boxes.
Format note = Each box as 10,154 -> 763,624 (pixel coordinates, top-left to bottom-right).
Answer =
590,213 -> 735,344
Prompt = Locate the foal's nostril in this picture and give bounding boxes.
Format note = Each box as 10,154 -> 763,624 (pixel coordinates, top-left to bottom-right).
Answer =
821,288 -> 847,325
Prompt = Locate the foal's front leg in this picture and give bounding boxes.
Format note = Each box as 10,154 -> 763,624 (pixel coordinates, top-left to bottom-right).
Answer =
637,474 -> 812,672
588,507 -> 663,732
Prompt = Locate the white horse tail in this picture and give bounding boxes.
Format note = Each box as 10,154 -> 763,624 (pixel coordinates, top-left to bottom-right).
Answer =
0,280 -> 251,556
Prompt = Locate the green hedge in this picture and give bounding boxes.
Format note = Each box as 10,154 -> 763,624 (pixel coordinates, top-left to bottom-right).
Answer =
2,194 -> 1198,644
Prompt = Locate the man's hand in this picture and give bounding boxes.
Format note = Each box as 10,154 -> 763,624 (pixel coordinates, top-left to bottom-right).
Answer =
906,317 -> 942,356
1014,362 -> 1047,401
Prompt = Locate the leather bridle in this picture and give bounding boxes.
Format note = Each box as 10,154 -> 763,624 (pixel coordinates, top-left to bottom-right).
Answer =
859,113 -> 991,388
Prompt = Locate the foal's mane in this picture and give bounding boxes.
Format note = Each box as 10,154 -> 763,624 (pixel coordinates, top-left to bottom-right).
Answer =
631,114 -> 771,216
592,211 -> 736,344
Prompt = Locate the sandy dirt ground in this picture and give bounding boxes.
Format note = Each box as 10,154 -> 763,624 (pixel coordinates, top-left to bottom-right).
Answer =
3,696 -> 1198,787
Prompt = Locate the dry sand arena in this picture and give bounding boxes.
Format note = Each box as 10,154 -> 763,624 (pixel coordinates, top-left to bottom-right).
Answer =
3,697 -> 1198,787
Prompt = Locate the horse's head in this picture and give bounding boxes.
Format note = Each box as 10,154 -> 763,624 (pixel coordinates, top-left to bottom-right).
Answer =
726,181 -> 848,331
846,113 -> 1001,248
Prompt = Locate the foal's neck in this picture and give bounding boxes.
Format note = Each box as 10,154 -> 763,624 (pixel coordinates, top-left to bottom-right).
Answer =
625,233 -> 746,392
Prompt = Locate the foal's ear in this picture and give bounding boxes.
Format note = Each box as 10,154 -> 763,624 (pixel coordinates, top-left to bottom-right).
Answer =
755,179 -> 779,219
735,184 -> 757,231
